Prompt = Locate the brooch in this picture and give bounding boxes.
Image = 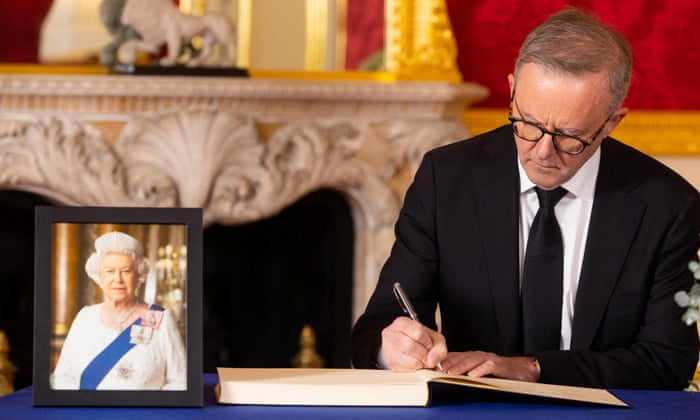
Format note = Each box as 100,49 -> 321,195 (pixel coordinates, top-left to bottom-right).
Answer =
115,361 -> 133,380
129,324 -> 153,345
139,310 -> 164,329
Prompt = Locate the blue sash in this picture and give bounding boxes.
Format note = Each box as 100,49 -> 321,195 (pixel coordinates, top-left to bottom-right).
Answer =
79,305 -> 164,390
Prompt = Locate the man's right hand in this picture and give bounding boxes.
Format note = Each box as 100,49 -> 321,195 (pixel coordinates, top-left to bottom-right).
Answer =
380,316 -> 447,371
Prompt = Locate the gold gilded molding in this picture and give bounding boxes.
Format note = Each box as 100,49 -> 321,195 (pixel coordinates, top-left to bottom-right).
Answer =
249,68 -> 400,82
237,0 -> 253,68
334,0 -> 348,70
305,0 -> 330,70
384,0 -> 461,82
616,110 -> 700,155
463,108 -> 700,156
0,64 -> 108,75
179,0 -> 207,16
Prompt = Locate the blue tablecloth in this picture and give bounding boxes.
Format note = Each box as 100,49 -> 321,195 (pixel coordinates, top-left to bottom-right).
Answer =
1,373 -> 698,419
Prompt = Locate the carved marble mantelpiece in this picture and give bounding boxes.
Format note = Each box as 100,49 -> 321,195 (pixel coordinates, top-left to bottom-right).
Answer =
0,71 -> 488,319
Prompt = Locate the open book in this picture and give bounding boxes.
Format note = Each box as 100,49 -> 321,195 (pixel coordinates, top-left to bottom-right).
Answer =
216,367 -> 628,407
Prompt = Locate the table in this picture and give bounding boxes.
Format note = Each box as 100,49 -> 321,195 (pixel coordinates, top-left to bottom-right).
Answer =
1,374 -> 698,419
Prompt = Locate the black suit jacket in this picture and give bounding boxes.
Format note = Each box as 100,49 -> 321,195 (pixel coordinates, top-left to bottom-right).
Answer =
351,125 -> 700,389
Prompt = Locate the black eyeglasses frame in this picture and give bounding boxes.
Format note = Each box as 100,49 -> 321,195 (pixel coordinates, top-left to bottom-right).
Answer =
508,88 -> 612,156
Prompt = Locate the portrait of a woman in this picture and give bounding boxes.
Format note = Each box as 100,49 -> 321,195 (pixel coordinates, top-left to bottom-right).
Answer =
50,231 -> 187,390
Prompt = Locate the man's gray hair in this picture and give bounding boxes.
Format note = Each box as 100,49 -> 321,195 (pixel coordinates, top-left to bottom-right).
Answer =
514,8 -> 633,114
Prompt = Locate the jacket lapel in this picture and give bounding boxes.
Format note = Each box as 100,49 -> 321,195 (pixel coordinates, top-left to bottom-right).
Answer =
472,133 -> 523,354
571,140 -> 646,349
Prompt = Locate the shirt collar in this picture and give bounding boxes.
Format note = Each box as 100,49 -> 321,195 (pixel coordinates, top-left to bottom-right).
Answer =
518,147 -> 600,202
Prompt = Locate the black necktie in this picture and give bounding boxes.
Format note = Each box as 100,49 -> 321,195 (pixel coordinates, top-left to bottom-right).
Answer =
522,186 -> 567,354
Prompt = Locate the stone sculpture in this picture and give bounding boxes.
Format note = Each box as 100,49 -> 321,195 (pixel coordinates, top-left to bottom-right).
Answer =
101,0 -> 237,67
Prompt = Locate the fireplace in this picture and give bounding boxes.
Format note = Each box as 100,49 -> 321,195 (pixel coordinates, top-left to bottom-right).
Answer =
0,71 -> 488,388
203,188 -> 354,371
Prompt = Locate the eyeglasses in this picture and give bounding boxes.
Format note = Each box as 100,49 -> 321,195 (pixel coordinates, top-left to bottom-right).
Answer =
508,89 -> 612,155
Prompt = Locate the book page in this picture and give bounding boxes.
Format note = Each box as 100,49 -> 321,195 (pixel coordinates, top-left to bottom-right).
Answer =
416,370 -> 628,407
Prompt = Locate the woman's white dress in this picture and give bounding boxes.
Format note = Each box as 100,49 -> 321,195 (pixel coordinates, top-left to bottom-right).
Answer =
51,303 -> 187,390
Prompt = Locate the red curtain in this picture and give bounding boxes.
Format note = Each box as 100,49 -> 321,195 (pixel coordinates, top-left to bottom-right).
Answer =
345,0 -> 385,70
0,0 -> 53,63
446,0 -> 700,110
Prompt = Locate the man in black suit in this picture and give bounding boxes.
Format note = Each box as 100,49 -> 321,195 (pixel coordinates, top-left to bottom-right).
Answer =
350,8 -> 700,389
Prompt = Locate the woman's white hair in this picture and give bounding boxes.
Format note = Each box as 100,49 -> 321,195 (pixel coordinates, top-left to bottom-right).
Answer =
84,231 -> 150,285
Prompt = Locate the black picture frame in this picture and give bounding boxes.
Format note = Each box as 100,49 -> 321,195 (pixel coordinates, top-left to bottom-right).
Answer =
33,206 -> 203,407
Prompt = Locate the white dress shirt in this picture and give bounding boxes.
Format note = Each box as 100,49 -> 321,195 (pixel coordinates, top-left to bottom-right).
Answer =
518,147 -> 600,350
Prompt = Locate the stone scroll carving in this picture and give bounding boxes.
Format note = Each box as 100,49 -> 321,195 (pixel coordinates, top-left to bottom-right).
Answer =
0,108 -> 461,230
0,118 -> 129,206
113,107 -> 404,228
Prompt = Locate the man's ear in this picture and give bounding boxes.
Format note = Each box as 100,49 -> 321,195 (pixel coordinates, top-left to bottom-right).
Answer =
604,107 -> 628,137
507,73 -> 515,96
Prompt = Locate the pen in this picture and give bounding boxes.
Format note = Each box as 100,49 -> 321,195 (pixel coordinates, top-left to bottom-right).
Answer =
392,282 -> 444,372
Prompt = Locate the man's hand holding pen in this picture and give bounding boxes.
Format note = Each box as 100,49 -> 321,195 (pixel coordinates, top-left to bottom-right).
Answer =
382,282 -> 447,372
380,316 -> 448,372
380,315 -> 540,381
384,282 -> 540,382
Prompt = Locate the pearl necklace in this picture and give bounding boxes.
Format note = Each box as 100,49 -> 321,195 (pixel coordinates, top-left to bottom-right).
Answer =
105,301 -> 138,330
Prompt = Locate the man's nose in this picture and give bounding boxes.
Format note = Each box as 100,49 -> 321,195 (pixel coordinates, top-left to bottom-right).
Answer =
535,133 -> 557,159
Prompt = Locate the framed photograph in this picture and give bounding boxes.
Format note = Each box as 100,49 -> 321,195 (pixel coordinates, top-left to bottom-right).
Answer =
33,206 -> 203,407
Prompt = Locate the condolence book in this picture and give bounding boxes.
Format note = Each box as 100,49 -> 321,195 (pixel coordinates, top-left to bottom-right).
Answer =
215,368 -> 628,407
